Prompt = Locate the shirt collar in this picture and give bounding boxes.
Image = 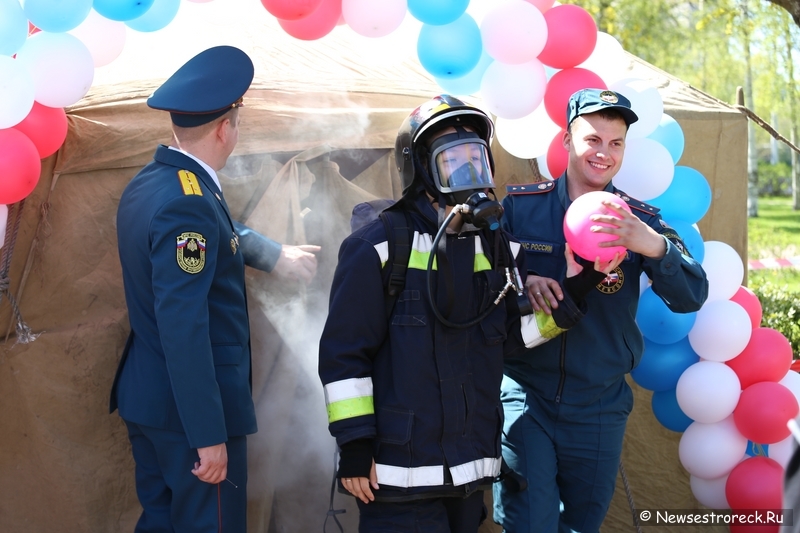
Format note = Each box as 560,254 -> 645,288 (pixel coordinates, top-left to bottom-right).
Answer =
168,145 -> 221,192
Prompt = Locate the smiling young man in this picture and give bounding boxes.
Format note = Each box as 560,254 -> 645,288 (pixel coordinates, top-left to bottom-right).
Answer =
493,89 -> 709,533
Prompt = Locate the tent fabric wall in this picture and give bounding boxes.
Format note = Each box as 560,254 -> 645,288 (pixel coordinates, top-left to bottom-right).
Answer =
0,49 -> 745,533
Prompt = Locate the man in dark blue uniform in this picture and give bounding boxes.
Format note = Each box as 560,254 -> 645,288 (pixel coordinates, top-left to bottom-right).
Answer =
318,95 -> 623,533
493,89 -> 709,533
110,46 -> 318,533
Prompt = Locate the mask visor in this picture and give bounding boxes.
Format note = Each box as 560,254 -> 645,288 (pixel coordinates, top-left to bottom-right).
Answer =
431,139 -> 494,194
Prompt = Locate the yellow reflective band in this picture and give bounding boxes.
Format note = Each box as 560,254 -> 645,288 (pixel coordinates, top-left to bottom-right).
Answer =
327,396 -> 374,423
474,253 -> 491,272
536,311 -> 564,339
409,249 -> 437,271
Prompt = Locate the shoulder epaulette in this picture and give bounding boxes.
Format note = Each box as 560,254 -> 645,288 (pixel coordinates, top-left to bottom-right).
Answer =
177,170 -> 203,196
506,181 -> 555,195
614,191 -> 659,215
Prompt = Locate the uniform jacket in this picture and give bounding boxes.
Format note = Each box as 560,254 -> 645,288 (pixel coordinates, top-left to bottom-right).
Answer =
318,194 -> 586,501
501,175 -> 709,405
111,146 -> 257,449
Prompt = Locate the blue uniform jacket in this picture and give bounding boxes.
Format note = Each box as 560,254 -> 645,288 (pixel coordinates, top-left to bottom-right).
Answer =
318,194 -> 587,501
111,146 -> 257,449
501,176 -> 708,405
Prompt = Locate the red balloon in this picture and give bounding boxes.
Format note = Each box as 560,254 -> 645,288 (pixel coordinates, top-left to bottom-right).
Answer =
279,0 -> 341,40
544,68 -> 607,129
727,328 -> 794,389
725,456 -> 783,515
0,129 -> 41,204
537,5 -> 597,69
261,0 -> 323,20
12,102 -> 68,159
734,382 -> 799,444
546,129 -> 567,178
730,285 -> 763,329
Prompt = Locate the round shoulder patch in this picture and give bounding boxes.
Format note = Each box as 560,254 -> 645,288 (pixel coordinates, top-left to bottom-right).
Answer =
596,266 -> 624,294
176,232 -> 206,274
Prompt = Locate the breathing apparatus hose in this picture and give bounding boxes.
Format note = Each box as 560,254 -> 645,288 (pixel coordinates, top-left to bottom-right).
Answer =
425,204 -> 523,329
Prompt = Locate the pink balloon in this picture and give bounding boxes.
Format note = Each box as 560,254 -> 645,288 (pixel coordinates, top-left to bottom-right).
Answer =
279,0 -> 341,40
734,381 -> 799,444
726,328 -> 793,389
12,102 -> 67,158
545,129 -> 567,178
544,68 -> 606,128
725,456 -> 783,511
261,0 -> 323,20
0,129 -> 41,204
730,285 -> 762,329
537,5 -> 597,69
524,0 -> 555,12
563,190 -> 632,262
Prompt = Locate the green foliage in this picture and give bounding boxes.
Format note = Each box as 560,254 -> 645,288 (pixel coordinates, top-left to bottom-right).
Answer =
747,196 -> 800,260
756,161 -> 793,195
750,281 -> 800,357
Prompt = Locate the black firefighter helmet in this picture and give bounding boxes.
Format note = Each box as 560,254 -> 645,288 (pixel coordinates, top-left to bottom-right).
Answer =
395,94 -> 496,205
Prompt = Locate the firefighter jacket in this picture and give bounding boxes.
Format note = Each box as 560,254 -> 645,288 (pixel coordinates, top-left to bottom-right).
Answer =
501,175 -> 709,405
318,193 -> 587,501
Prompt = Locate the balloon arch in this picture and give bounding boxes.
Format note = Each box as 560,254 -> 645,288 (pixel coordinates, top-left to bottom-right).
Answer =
1,0 -> 796,525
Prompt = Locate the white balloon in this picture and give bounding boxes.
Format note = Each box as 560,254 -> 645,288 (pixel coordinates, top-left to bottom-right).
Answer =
0,56 -> 35,129
0,204 -> 7,249
496,102 -> 561,159
68,9 -> 127,67
480,59 -> 547,119
15,32 -> 94,108
639,271 -> 651,296
780,372 -> 800,411
676,361 -> 741,424
342,0 -> 407,38
612,137 -> 673,200
702,241 -> 745,302
610,78 -> 663,139
576,31 -> 629,86
480,0 -> 547,65
535,154 -> 553,179
679,417 -> 748,479
688,300 -> 752,362
690,474 -> 730,509
768,434 -> 796,469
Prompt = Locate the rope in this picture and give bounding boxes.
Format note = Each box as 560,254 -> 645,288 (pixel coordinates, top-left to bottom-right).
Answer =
0,200 -> 39,344
619,459 -> 644,533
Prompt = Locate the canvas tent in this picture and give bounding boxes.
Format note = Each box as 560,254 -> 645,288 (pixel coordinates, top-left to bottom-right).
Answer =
0,7 -> 747,533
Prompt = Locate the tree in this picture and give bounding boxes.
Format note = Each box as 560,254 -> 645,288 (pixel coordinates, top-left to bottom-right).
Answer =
766,0 -> 800,26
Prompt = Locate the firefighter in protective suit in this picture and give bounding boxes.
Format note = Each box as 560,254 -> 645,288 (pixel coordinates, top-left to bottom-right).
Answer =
318,95 -> 622,533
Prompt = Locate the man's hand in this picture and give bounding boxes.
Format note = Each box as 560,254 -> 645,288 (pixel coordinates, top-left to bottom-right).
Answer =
192,443 -> 227,484
341,460 -> 379,504
590,201 -> 667,259
271,244 -> 321,284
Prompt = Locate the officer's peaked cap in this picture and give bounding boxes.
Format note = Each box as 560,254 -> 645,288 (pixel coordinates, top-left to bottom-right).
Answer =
567,88 -> 639,128
147,45 -> 254,128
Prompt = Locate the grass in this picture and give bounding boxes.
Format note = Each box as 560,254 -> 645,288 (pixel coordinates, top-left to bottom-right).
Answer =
747,196 -> 800,292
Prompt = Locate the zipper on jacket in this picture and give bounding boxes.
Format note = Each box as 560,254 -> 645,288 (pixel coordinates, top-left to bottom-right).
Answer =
554,334 -> 567,403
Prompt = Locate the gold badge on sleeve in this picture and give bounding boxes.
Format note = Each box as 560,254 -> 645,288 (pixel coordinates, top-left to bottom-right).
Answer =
176,232 -> 206,274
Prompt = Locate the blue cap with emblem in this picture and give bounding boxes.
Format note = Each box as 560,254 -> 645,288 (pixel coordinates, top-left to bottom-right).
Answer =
566,88 -> 639,128
147,45 -> 254,128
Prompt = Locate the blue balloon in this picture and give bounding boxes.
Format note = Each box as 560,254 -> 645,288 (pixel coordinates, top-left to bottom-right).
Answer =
0,0 -> 28,56
663,218 -> 704,263
435,48 -> 492,96
652,388 -> 693,432
408,0 -> 469,26
23,0 -> 92,33
417,14 -> 482,79
636,287 -> 697,345
647,113 -> 685,164
126,0 -> 179,32
746,440 -> 769,457
649,166 -> 712,225
631,337 -> 699,391
94,0 -> 156,21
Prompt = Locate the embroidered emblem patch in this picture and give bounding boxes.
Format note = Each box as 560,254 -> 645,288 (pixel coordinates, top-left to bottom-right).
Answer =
176,232 -> 206,274
230,232 -> 239,255
597,266 -> 624,294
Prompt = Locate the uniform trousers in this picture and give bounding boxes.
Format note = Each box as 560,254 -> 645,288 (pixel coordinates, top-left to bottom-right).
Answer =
493,376 -> 632,533
357,490 -> 485,533
125,421 -> 248,533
